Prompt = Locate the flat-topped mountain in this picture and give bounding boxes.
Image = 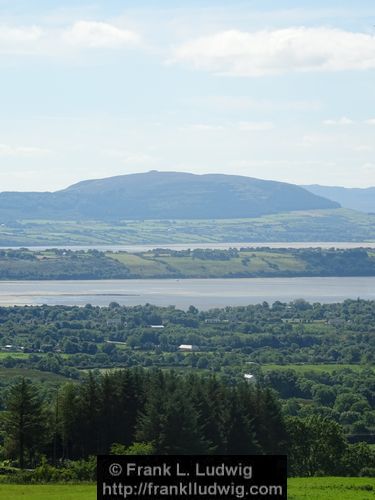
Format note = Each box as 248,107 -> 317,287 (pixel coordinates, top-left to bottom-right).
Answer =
303,184 -> 375,214
0,171 -> 339,221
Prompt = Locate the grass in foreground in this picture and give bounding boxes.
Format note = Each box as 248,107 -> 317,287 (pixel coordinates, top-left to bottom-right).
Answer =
0,484 -> 95,499
1,478 -> 374,499
288,477 -> 375,499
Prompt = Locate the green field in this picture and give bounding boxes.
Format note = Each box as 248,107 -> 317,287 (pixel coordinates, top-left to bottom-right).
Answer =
0,352 -> 30,360
288,477 -> 375,499
108,248 -> 307,278
1,245 -> 375,280
0,208 -> 374,246
0,484 -> 95,499
0,478 -> 374,499
0,367 -> 71,383
262,364 -> 375,374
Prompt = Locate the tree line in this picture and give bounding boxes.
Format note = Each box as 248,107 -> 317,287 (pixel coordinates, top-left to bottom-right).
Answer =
1,369 -> 374,480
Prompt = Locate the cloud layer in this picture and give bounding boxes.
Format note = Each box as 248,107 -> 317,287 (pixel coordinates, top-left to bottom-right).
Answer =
0,21 -> 140,55
0,144 -> 51,157
0,25 -> 43,53
62,21 -> 140,49
172,27 -> 375,76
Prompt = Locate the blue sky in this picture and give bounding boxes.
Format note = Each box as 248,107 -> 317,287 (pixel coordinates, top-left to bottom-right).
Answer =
1,0 -> 375,191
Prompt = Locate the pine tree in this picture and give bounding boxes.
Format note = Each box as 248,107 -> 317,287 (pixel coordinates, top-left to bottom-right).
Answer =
4,378 -> 47,468
136,371 -> 168,451
76,372 -> 101,456
58,383 -> 80,459
159,385 -> 207,454
225,386 -> 259,455
137,371 -> 207,454
188,375 -> 229,454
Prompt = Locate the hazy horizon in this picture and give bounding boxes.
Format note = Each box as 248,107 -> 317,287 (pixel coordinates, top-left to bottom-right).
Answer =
1,170 -> 374,194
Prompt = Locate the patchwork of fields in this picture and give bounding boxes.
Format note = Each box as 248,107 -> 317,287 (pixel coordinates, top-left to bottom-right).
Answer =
0,246 -> 374,280
0,208 -> 374,246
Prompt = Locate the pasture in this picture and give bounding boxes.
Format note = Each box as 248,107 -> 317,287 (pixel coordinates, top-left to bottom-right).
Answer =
288,477 -> 375,499
0,478 -> 374,499
262,363 -> 374,374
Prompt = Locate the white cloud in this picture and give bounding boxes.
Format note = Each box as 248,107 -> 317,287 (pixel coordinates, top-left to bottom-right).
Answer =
302,134 -> 337,146
192,96 -> 321,112
101,149 -> 155,165
234,159 -> 337,169
0,25 -> 43,53
364,118 -> 375,125
184,124 -> 225,131
353,145 -> 373,152
0,25 -> 42,43
323,117 -> 354,126
183,122 -> 274,132
238,121 -> 274,132
171,27 -> 375,76
62,21 -> 140,49
0,144 -> 51,157
362,162 -> 375,171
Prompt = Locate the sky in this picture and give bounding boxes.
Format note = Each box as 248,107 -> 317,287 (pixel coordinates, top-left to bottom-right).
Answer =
1,0 -> 375,191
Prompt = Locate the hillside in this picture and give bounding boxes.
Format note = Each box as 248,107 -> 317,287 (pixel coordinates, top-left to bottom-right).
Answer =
303,184 -> 375,213
0,208 -> 373,246
0,247 -> 374,280
0,171 -> 339,221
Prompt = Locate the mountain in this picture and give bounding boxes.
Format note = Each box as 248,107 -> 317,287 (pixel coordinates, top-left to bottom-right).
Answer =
0,171 -> 339,221
303,185 -> 375,214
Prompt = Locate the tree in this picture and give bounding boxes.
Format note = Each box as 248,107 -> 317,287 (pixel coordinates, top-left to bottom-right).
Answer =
111,442 -> 155,455
4,378 -> 47,468
287,415 -> 347,476
312,385 -> 336,407
136,371 -> 206,454
343,442 -> 375,476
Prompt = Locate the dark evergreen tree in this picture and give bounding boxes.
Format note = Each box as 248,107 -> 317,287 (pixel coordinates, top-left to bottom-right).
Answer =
4,378 -> 48,468
225,386 -> 259,454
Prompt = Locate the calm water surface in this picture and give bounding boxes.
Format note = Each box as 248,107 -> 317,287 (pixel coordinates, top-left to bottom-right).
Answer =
0,277 -> 374,310
1,242 -> 375,251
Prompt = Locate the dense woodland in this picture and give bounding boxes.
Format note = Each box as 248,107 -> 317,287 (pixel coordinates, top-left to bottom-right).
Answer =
1,370 -> 374,481
0,300 -> 374,447
0,247 -> 374,279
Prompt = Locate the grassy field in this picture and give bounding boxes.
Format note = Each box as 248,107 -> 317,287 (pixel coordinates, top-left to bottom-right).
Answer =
0,484 -> 95,499
1,245 -> 375,280
108,248 -> 307,278
0,478 -> 374,499
0,208 -> 374,246
288,477 -> 375,499
262,363 -> 375,374
0,352 -> 30,360
0,367 -> 71,383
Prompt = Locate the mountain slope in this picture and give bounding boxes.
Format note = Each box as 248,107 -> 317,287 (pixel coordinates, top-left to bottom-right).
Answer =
303,184 -> 375,213
0,171 -> 339,221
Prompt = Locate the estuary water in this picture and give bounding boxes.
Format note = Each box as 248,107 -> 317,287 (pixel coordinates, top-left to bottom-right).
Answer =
1,242 -> 375,252
0,277 -> 374,310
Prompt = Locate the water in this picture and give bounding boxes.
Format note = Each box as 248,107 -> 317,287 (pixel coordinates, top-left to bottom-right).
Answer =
1,242 -> 375,251
0,277 -> 374,310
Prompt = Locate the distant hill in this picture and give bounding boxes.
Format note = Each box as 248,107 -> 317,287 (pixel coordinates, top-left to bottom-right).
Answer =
0,171 -> 339,221
303,185 -> 375,214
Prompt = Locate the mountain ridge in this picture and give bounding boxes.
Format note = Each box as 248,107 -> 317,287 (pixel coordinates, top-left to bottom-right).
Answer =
0,171 -> 339,221
303,184 -> 375,213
